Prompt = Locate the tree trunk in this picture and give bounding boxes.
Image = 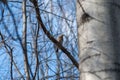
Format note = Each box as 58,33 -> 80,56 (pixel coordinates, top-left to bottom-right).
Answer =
22,0 -> 30,80
76,0 -> 120,80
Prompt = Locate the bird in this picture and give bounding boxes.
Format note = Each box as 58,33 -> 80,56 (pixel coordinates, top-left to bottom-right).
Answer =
55,34 -> 64,52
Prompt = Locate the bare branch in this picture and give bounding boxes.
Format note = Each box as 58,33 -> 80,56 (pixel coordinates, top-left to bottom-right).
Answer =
30,0 -> 79,69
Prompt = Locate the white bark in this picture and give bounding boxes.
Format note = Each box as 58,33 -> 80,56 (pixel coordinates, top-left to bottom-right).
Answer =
77,0 -> 120,80
22,0 -> 30,80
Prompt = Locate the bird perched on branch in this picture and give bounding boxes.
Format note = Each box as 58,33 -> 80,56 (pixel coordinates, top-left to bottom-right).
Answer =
55,34 -> 64,53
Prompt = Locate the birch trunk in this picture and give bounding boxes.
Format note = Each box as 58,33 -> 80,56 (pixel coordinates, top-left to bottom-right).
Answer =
22,0 -> 30,80
76,0 -> 120,80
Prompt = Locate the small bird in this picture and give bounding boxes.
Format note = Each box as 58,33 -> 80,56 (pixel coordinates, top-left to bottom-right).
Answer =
55,34 -> 64,52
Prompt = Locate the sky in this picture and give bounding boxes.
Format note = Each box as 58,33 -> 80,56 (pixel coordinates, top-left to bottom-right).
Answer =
0,0 -> 79,79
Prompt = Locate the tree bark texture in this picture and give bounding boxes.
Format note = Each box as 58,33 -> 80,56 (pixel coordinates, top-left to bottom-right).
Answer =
77,0 -> 120,80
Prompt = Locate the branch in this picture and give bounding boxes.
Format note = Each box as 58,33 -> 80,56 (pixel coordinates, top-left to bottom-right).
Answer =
30,0 -> 79,69
0,31 -> 25,80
